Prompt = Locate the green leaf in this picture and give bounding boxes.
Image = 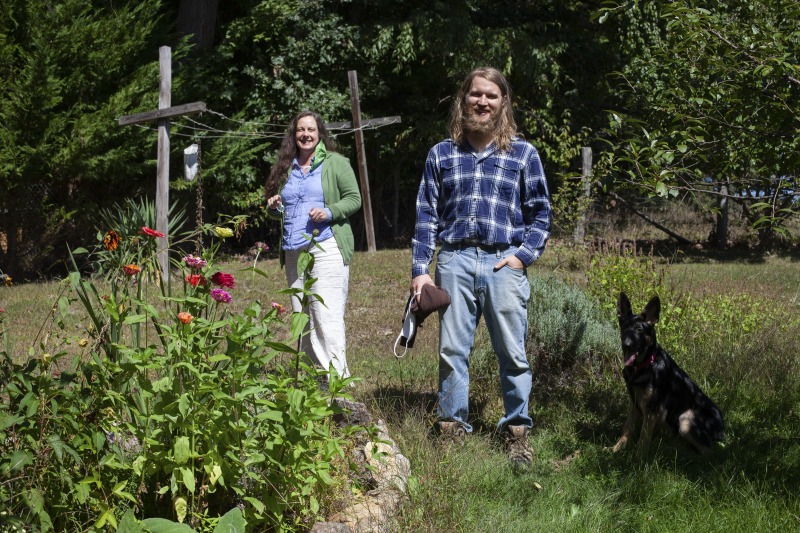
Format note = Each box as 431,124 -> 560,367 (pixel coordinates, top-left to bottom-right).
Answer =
243,497 -> 265,514
123,314 -> 148,325
96,507 -> 118,529
213,507 -> 247,533
117,510 -> 146,533
174,436 -> 191,465
0,413 -> 24,430
180,466 -> 196,493
178,393 -> 190,417
209,464 -> 223,486
290,313 -> 309,340
174,496 -> 188,524
93,430 -> 107,452
133,455 -> 145,476
255,410 -> 284,422
7,450 -> 33,471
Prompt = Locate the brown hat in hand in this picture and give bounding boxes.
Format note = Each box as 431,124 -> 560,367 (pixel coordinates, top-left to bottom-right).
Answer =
410,284 -> 451,324
395,284 -> 452,355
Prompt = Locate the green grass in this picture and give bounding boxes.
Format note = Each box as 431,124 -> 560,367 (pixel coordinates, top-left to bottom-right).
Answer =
2,242 -> 799,532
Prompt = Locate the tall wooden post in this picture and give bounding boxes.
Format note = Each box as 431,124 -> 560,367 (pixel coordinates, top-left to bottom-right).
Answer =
156,46 -> 171,277
347,70 -> 376,252
118,46 -> 206,281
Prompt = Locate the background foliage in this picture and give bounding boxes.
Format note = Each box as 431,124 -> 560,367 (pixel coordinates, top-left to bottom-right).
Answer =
1,0 -> 798,279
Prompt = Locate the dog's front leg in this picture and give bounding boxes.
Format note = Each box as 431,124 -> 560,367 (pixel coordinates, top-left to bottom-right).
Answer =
635,412 -> 659,459
612,400 -> 639,452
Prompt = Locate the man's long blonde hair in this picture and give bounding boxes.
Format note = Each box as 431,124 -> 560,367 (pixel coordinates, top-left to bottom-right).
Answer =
449,67 -> 517,152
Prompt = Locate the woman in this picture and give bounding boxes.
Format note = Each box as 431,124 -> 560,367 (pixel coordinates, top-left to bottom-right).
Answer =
265,111 -> 361,379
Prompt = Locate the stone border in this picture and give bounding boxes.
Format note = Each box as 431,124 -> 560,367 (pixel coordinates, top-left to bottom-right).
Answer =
311,402 -> 411,533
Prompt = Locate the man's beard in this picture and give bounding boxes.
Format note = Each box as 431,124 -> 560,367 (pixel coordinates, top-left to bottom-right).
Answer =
463,108 -> 500,136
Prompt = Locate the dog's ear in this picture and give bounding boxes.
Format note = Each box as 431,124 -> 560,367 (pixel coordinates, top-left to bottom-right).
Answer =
643,296 -> 661,324
617,292 -> 632,321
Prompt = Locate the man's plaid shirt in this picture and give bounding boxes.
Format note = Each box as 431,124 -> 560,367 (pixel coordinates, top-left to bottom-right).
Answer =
412,137 -> 552,278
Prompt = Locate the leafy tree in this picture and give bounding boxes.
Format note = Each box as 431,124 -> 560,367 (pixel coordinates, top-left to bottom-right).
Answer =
599,0 -> 800,246
0,0 -> 174,277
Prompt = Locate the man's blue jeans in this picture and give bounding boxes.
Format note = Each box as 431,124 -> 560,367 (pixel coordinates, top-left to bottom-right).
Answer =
434,243 -> 533,432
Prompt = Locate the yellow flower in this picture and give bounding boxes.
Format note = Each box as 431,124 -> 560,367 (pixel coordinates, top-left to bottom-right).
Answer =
78,338 -> 89,347
214,226 -> 234,239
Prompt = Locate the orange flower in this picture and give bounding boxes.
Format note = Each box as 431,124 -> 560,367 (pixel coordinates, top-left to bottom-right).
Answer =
103,230 -> 120,251
123,264 -> 141,276
177,312 -> 193,324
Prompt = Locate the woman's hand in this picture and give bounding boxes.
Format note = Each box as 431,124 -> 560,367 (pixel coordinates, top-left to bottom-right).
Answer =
308,207 -> 330,223
267,195 -> 283,211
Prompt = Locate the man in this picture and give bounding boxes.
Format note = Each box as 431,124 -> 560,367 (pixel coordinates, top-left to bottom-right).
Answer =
411,67 -> 552,467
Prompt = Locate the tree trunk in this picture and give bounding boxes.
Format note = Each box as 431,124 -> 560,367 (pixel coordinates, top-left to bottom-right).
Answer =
177,0 -> 220,50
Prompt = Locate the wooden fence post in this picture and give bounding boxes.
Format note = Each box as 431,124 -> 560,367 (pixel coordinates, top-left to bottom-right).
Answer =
573,147 -> 592,244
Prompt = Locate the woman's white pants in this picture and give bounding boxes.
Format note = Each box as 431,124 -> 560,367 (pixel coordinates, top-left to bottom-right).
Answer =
284,239 -> 350,378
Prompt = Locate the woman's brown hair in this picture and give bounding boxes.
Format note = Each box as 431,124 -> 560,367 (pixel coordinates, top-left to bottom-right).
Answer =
265,110 -> 337,198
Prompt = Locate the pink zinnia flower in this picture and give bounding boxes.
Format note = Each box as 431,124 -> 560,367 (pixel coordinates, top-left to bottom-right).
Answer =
210,289 -> 232,303
123,264 -> 141,276
210,272 -> 235,289
177,311 -> 193,324
139,226 -> 165,238
183,254 -> 207,269
185,274 -> 207,287
271,302 -> 286,315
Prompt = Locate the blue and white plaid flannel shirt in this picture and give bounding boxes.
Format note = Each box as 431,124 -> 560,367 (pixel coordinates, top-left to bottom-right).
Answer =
412,137 -> 552,278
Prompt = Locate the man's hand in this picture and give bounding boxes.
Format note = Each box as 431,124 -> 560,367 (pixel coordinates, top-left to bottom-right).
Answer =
494,254 -> 525,271
411,274 -> 434,296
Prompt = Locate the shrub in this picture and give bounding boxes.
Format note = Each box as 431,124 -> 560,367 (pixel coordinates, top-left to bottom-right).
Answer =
467,274 -> 619,427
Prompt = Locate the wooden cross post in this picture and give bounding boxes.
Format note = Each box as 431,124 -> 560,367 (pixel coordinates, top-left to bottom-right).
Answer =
118,46 -> 207,280
342,70 -> 403,253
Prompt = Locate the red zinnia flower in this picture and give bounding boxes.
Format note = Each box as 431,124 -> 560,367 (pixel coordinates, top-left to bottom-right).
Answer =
210,272 -> 235,289
185,274 -> 207,287
139,226 -> 165,238
177,311 -> 193,324
103,230 -> 120,251
123,264 -> 141,276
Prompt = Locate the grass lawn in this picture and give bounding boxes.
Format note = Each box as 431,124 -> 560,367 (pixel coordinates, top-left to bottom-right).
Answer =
1,240 -> 799,532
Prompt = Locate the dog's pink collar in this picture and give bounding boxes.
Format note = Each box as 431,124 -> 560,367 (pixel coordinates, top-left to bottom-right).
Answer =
635,351 -> 656,371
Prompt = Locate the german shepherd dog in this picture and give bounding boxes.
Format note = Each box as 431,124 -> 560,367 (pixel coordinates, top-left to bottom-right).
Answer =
612,292 -> 725,457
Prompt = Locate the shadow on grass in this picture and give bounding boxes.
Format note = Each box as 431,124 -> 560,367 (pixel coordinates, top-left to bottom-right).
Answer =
568,387 -> 800,497
364,384 -> 504,436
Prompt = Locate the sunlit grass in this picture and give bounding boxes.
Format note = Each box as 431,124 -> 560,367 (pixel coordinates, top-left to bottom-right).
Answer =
2,242 -> 799,531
